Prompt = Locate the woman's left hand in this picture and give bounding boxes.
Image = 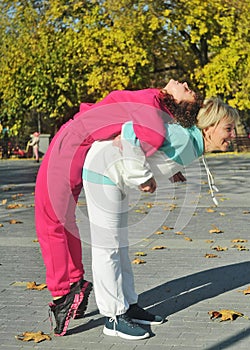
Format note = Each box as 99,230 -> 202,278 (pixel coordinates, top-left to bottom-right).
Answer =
169,171 -> 186,183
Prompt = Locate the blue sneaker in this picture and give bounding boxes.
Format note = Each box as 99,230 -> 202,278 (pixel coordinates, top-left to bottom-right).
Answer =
103,314 -> 150,340
126,303 -> 163,325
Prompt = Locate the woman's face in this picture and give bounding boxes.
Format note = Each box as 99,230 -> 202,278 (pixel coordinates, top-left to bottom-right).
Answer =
164,79 -> 196,103
204,118 -> 236,152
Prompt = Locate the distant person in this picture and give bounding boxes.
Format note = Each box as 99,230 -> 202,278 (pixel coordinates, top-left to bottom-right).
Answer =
29,132 -> 40,162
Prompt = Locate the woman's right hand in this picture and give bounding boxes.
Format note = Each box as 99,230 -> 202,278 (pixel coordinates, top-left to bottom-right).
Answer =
138,177 -> 157,193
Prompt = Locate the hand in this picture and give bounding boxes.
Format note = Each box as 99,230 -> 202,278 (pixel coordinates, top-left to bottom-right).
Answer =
139,177 -> 157,193
169,171 -> 186,183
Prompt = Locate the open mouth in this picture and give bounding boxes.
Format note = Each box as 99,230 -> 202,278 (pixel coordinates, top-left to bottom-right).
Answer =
223,140 -> 231,148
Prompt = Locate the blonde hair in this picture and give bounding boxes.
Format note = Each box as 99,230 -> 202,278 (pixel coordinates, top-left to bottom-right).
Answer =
197,97 -> 239,130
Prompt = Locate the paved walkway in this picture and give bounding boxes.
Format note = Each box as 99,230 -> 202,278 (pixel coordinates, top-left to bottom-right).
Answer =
0,154 -> 250,349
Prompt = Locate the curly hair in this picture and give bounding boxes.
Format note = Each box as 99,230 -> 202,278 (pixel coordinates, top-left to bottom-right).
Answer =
158,90 -> 204,128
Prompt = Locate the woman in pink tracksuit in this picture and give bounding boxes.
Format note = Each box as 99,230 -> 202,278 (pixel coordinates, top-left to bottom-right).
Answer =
35,79 -> 203,336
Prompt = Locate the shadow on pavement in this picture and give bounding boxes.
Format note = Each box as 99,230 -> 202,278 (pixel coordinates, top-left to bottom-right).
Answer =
138,261 -> 250,318
205,327 -> 250,350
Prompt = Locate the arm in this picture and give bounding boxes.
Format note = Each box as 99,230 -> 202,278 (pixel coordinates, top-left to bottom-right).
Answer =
115,122 -> 157,193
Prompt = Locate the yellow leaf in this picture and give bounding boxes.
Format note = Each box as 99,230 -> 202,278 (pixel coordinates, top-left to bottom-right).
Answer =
208,309 -> 246,321
209,225 -> 224,234
15,331 -> 51,343
212,246 -> 228,251
175,231 -> 184,235
151,246 -> 167,250
134,252 -> 147,256
132,258 -> 146,264
9,219 -> 23,224
231,239 -> 248,243
205,253 -> 218,258
206,208 -> 215,213
6,203 -> 24,209
170,204 -> 177,211
162,225 -> 173,230
233,245 -> 249,251
26,282 -> 47,290
238,286 -> 250,295
134,209 -> 148,214
154,230 -> 164,235
11,193 -> 23,199
184,236 -> 192,241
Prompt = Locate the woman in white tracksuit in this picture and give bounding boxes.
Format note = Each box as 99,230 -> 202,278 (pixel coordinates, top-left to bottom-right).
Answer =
82,97 -> 239,340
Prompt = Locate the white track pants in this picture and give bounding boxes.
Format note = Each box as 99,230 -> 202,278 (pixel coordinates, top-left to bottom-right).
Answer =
83,180 -> 138,317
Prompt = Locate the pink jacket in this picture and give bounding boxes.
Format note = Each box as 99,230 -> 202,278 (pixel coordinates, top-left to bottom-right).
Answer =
36,89 -> 172,224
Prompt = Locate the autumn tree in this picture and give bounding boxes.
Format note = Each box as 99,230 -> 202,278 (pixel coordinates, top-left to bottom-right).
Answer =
165,0 -> 250,112
0,0 -> 249,141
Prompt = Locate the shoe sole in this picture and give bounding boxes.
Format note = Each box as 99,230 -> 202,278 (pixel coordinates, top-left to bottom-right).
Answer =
72,281 -> 93,319
131,317 -> 163,325
103,326 -> 149,340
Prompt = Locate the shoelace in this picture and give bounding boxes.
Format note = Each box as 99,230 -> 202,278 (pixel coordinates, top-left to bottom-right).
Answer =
202,155 -> 219,206
108,315 -> 137,329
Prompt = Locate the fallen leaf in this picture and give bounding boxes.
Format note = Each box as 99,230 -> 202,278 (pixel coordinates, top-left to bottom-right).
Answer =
208,309 -> 246,321
154,230 -> 164,235
0,223 -> 4,227
162,225 -> 173,230
219,212 -> 226,216
205,253 -> 219,258
206,208 -> 216,213
26,281 -> 47,290
33,238 -> 39,243
175,231 -> 184,235
151,246 -> 167,250
12,194 -> 24,199
238,286 -> 250,295
6,203 -> 24,209
205,240 -> 214,243
134,252 -> 147,256
243,211 -> 250,214
212,246 -> 228,251
132,258 -> 146,264
231,239 -> 248,243
209,225 -> 224,234
231,245 -> 249,251
1,199 -> 7,205
9,219 -> 23,224
184,236 -> 193,241
169,204 -> 177,211
15,331 -> 51,343
134,209 -> 148,214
